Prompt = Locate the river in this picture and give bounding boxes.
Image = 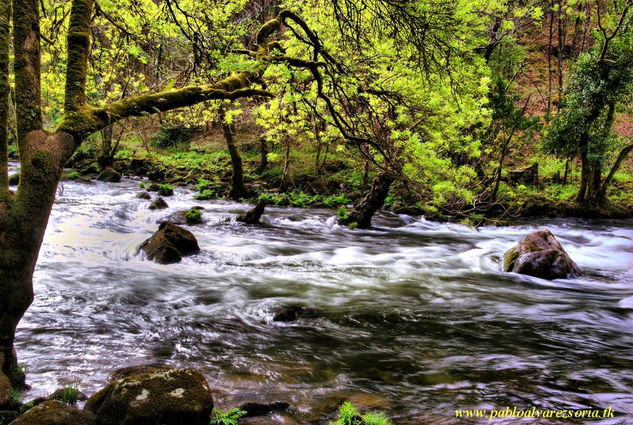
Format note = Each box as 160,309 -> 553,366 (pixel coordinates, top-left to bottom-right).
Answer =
10,166 -> 633,424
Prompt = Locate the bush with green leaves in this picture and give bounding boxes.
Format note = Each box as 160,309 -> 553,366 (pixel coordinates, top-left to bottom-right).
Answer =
186,209 -> 203,225
158,184 -> 174,196
196,189 -> 219,200
323,194 -> 351,208
209,407 -> 246,425
154,125 -> 196,149
331,402 -> 392,425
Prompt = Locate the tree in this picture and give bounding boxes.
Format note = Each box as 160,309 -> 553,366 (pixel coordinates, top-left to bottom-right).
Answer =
0,0 -> 331,388
544,0 -> 633,206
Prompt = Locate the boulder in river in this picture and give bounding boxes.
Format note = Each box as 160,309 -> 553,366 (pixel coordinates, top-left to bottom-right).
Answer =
136,191 -> 151,200
140,221 -> 199,264
96,166 -> 121,183
9,401 -> 96,425
84,367 -> 213,425
272,304 -> 316,322
148,197 -> 168,210
503,229 -> 581,279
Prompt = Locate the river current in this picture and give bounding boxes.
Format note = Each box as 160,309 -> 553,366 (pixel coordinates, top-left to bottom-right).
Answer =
10,165 -> 633,424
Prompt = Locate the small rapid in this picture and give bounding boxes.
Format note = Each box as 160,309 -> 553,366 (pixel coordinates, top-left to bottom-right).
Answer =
12,168 -> 633,424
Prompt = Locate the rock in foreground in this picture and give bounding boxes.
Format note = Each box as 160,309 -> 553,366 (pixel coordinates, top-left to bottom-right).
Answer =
84,367 -> 213,425
10,401 -> 95,425
503,229 -> 581,279
140,222 -> 199,264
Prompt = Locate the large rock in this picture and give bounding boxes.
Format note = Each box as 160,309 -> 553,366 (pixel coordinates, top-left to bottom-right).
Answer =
503,229 -> 581,279
96,167 -> 121,183
10,401 -> 96,425
140,221 -> 199,264
148,197 -> 168,210
84,367 -> 213,425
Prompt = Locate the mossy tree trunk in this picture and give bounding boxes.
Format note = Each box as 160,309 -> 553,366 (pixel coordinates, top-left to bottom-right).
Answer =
220,107 -> 249,200
339,171 -> 394,228
0,0 -> 294,387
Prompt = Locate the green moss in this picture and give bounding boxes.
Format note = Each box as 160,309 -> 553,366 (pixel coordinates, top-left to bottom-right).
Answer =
158,184 -> 174,196
330,401 -> 392,425
186,209 -> 202,225
195,189 -> 218,200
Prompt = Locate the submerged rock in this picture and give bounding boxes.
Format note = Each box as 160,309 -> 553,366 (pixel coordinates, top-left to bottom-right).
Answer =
148,197 -> 168,210
272,305 -> 316,322
237,199 -> 266,224
84,367 -> 213,425
96,167 -> 121,183
10,401 -> 95,425
136,191 -> 151,200
140,221 -> 199,264
503,229 -> 581,279
0,410 -> 19,423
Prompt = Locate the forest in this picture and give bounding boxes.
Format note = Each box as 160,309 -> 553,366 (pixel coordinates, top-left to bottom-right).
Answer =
0,0 -> 632,424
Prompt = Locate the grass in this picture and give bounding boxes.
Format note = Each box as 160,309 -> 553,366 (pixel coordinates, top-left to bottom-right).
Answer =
61,382 -> 80,406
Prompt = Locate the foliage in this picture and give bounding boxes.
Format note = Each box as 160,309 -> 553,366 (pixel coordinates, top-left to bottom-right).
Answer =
209,408 -> 247,425
9,388 -> 21,403
331,401 -> 392,425
67,171 -> 80,180
155,125 -> 197,149
196,189 -> 220,201
61,382 -> 80,406
186,209 -> 203,224
323,194 -> 351,208
158,184 -> 174,196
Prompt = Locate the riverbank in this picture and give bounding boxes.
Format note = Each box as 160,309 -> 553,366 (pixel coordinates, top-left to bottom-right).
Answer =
57,141 -> 633,226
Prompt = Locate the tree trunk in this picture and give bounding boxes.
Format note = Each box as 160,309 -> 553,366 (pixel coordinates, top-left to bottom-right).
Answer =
339,171 -> 393,229
594,143 -> 633,206
576,151 -> 589,203
256,136 -> 268,175
0,0 -> 9,197
220,108 -> 249,200
1,130 -> 74,386
98,125 -> 114,169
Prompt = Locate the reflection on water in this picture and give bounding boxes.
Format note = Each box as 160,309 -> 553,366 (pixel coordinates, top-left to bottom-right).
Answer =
15,175 -> 633,424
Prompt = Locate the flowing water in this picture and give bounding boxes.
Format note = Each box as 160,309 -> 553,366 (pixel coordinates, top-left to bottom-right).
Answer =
10,164 -> 633,424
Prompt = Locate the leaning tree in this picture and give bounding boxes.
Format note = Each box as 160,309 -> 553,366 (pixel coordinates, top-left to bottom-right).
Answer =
0,0 -> 334,387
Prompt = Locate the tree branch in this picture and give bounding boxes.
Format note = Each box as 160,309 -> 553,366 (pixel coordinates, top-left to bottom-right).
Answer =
13,0 -> 43,146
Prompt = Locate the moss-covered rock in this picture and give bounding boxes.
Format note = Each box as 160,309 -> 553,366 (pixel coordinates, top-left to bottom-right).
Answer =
84,367 -> 213,425
139,221 -> 199,264
503,229 -> 581,279
96,167 -> 121,183
136,191 -> 151,200
10,401 -> 96,425
148,197 -> 168,210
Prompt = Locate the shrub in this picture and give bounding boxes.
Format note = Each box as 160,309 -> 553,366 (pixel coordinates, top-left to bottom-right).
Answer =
186,209 -> 202,224
196,189 -> 218,200
209,408 -> 246,425
67,170 -> 79,180
323,194 -> 351,208
331,402 -> 392,425
158,184 -> 174,196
